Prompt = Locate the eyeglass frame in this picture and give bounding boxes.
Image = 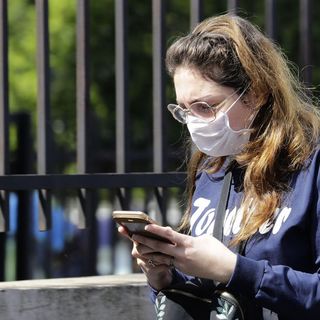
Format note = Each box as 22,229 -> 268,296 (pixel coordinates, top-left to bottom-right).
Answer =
167,88 -> 246,124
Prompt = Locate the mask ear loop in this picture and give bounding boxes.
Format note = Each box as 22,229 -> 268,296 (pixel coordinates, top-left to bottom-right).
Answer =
223,87 -> 248,115
246,107 -> 259,129
190,87 -> 244,124
224,86 -> 256,132
242,87 -> 260,130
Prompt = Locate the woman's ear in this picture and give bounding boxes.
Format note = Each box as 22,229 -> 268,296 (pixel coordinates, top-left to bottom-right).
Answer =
243,89 -> 268,110
243,90 -> 257,108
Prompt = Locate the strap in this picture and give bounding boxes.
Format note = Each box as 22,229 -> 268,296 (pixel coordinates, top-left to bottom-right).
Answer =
213,170 -> 232,242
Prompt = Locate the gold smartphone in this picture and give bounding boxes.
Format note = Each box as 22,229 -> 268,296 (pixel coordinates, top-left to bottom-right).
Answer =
112,210 -> 172,243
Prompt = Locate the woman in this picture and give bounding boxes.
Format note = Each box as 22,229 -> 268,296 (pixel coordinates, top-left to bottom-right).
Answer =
119,14 -> 320,319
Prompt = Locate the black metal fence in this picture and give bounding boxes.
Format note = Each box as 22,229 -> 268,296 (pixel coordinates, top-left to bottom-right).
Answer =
0,0 -> 317,281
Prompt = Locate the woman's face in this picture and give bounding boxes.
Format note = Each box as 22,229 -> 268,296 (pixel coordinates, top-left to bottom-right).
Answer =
173,67 -> 254,131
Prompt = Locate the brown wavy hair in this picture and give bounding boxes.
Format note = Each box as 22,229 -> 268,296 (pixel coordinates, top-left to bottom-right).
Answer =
166,14 -> 320,243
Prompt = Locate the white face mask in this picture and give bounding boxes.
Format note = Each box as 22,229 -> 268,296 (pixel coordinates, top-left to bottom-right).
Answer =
186,93 -> 253,157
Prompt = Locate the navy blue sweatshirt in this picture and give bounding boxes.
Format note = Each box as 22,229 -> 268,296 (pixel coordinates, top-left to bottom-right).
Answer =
151,149 -> 320,319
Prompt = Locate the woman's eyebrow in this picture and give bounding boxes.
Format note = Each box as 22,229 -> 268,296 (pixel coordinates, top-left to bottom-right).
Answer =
176,94 -> 222,105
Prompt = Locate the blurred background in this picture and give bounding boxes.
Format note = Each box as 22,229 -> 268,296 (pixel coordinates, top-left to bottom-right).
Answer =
1,0 -> 319,281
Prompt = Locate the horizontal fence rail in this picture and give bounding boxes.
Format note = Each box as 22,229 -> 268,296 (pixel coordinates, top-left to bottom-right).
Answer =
0,173 -> 187,190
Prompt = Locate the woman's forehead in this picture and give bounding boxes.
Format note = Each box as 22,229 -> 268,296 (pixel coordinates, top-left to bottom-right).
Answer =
173,67 -> 234,103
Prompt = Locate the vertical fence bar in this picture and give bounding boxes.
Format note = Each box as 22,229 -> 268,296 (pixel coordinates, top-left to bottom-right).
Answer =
77,0 -> 90,176
0,0 -> 8,178
265,0 -> 276,39
152,0 -> 168,224
190,0 -> 203,31
0,0 -> 9,280
76,0 -> 97,276
228,0 -> 239,14
77,0 -> 91,228
299,0 -> 312,85
115,0 -> 129,174
36,0 -> 52,231
188,0 -> 202,171
153,0 -> 166,174
115,0 -> 130,210
0,0 -> 9,232
15,114 -> 33,280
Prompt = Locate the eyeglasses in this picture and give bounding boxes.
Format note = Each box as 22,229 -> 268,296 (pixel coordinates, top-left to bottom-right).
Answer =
167,90 -> 241,124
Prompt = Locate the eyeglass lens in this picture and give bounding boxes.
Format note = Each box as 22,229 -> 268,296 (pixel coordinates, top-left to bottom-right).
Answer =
189,102 -> 216,121
174,107 -> 188,123
167,104 -> 188,123
167,102 -> 216,123
167,88 -> 244,123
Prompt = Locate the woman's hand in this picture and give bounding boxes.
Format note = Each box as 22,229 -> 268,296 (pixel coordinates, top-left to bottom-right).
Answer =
131,224 -> 237,284
118,226 -> 174,291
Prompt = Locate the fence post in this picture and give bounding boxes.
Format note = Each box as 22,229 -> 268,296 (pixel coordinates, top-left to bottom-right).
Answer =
76,0 -> 98,276
14,113 -> 33,280
0,0 -> 9,280
190,0 -> 203,30
299,0 -> 312,85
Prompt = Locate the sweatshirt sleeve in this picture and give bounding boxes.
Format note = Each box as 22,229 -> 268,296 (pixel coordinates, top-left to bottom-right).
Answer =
226,150 -> 320,319
149,268 -> 194,303
227,252 -> 320,318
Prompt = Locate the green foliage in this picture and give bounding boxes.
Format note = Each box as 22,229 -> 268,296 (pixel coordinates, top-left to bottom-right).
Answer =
49,0 -> 76,156
9,1 -> 37,114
